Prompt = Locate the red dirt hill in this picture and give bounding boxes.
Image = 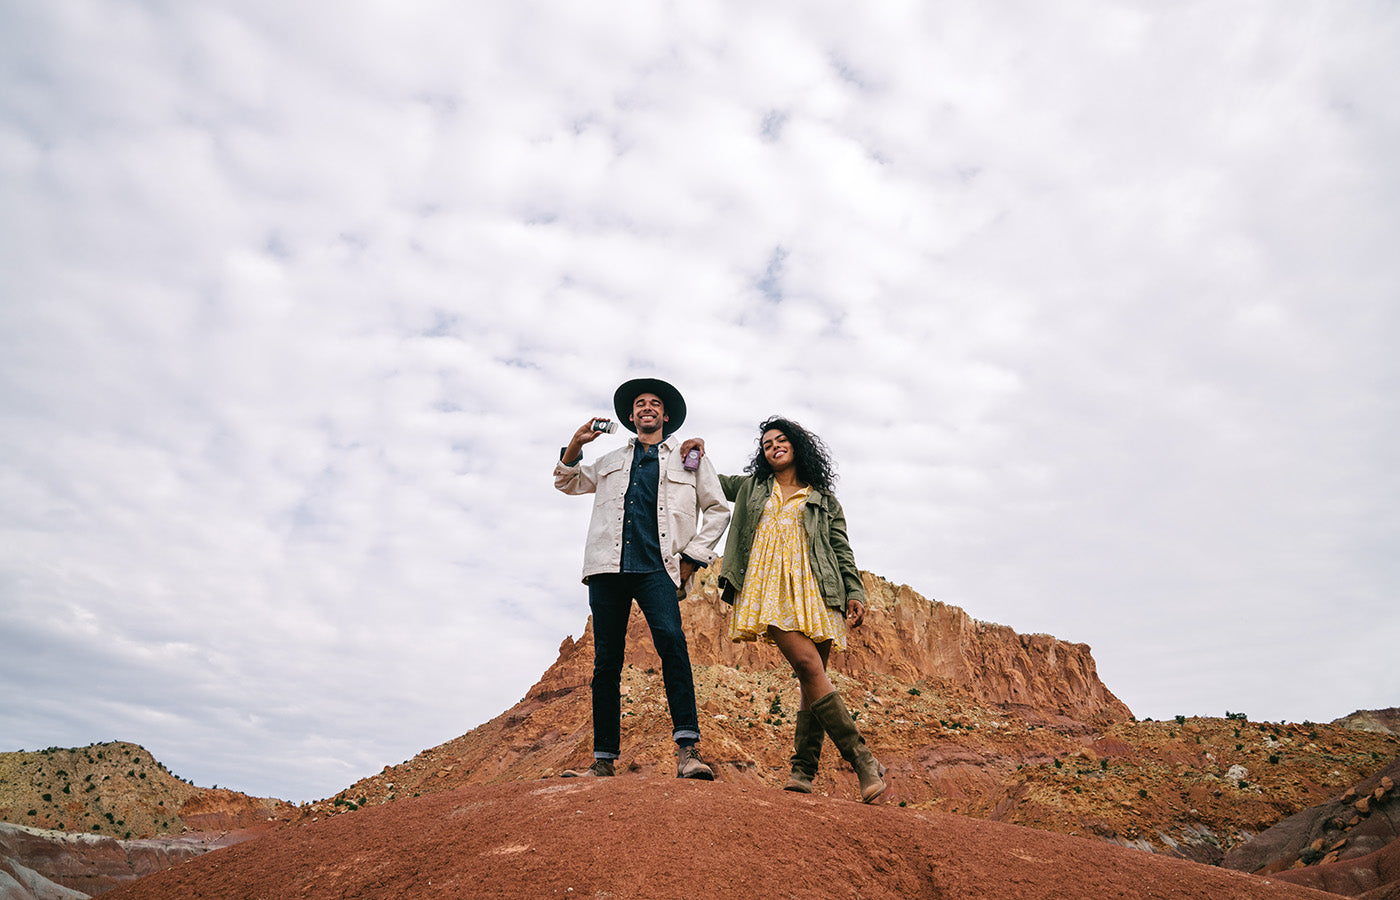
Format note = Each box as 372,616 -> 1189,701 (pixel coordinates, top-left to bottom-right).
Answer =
105,777 -> 1336,900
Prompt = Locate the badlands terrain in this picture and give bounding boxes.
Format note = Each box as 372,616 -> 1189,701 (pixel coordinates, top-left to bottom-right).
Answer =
3,568 -> 1397,898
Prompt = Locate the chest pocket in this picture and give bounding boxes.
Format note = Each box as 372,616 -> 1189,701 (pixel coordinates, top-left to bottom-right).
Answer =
595,454 -> 630,503
663,466 -> 698,520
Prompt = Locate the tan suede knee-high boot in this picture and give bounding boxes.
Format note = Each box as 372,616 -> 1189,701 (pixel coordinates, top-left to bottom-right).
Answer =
784,709 -> 824,792
811,691 -> 886,803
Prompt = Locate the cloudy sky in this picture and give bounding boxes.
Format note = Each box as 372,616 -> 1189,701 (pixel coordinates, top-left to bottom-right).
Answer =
2,1 -> 1397,803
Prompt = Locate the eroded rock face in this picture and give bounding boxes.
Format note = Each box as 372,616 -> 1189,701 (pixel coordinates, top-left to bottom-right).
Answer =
176,790 -> 285,834
0,823 -> 259,898
544,568 -> 1132,726
1332,709 -> 1400,738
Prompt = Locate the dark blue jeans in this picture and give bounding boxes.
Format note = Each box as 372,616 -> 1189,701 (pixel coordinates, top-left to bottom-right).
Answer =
587,571 -> 701,758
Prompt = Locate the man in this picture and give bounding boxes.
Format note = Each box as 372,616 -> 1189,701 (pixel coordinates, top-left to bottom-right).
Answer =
554,378 -> 730,779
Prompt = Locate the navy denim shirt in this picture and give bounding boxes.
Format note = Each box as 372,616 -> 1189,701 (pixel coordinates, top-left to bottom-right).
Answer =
620,440 -> 664,573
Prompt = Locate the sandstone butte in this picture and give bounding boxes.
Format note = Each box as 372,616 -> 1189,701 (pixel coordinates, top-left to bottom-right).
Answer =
5,568 -> 1399,900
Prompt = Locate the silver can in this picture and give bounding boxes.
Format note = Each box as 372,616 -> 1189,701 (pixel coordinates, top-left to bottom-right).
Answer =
591,418 -> 619,434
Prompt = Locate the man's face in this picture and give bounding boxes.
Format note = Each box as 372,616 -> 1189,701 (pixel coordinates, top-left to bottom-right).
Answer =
631,393 -> 667,435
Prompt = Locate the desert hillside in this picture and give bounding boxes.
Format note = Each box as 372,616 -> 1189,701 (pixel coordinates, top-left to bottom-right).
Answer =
305,569 -> 1398,867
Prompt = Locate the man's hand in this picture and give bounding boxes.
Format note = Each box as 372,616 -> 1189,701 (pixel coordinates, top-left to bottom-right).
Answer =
563,418 -> 609,464
845,598 -> 866,628
679,559 -> 697,585
679,437 -> 706,460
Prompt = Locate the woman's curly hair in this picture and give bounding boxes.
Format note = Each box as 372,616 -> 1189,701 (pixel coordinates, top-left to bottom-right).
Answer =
744,416 -> 838,492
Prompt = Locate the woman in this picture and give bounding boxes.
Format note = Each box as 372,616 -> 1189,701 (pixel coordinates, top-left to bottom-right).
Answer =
715,417 -> 885,802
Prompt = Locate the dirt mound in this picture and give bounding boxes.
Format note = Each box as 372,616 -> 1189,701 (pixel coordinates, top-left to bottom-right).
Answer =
102,777 -> 1335,900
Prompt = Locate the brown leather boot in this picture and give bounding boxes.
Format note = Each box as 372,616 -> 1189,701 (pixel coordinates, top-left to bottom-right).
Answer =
811,691 -> 886,803
676,745 -> 715,780
784,710 -> 823,793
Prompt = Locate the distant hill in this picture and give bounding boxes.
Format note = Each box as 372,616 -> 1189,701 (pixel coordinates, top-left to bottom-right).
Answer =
0,741 -> 291,839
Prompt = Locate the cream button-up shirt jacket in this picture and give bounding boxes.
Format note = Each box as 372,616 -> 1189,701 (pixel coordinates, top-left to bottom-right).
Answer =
554,433 -> 730,591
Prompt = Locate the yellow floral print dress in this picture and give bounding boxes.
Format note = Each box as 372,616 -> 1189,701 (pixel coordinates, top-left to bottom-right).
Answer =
728,483 -> 847,650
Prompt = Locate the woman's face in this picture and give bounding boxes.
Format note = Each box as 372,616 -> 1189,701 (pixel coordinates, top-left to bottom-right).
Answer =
761,428 -> 796,473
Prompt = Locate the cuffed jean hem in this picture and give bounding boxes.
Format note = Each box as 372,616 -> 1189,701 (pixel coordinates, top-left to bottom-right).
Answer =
673,730 -> 700,744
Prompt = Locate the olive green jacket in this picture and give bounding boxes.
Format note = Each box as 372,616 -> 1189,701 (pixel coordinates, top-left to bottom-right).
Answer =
717,473 -> 865,612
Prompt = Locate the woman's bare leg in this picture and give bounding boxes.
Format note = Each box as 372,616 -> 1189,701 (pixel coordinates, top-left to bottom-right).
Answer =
768,627 -> 834,710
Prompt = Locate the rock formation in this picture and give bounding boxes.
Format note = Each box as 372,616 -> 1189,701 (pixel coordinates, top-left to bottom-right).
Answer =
1332,709 -> 1400,738
677,571 -> 1132,724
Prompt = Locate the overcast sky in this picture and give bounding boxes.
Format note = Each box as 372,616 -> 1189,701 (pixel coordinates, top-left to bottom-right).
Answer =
2,1 -> 1397,803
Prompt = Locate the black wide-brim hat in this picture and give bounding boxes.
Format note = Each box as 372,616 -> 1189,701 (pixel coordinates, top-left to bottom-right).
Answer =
613,378 -> 686,436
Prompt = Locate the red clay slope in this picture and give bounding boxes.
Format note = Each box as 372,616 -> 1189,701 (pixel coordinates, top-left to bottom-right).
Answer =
105,777 -> 1337,900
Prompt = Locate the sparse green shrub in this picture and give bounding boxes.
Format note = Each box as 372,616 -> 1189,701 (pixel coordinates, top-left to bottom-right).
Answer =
908,687 -> 921,696
1175,715 -> 1187,726
1269,755 -> 1280,765
1226,711 -> 1247,721
1139,789 -> 1148,799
